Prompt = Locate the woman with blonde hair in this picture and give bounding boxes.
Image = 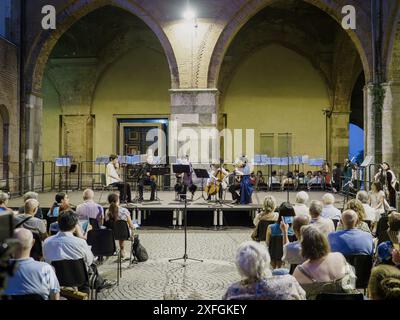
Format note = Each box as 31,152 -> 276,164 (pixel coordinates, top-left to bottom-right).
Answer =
251,195 -> 278,242
337,199 -> 371,233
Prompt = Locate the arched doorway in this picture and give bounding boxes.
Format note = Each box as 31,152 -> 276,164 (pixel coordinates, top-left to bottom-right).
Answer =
40,5 -> 172,164
213,0 -> 368,166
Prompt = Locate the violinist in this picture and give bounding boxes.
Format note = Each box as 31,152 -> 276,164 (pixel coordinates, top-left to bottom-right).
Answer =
106,155 -> 132,203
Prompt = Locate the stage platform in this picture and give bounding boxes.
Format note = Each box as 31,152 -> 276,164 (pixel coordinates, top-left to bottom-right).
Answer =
8,190 -> 346,228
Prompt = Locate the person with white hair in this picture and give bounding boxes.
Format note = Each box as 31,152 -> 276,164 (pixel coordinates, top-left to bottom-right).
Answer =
0,191 -> 12,214
14,199 -> 48,240
223,241 -> 306,300
76,189 -> 104,227
4,228 -> 60,300
328,210 -> 374,256
321,193 -> 341,221
293,191 -> 310,216
356,191 -> 377,223
18,191 -> 43,219
309,200 -> 335,236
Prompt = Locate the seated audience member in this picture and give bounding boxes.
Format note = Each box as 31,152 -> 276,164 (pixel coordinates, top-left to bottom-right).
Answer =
18,192 -> 43,219
328,210 -> 374,256
251,195 -> 278,241
43,210 -> 113,292
387,212 -> 400,245
4,229 -> 60,300
293,226 -> 357,300
368,264 -> 400,300
321,193 -> 341,221
376,208 -> 398,245
266,202 -> 296,269
293,191 -> 309,217
76,189 -> 104,227
269,171 -> 280,186
309,200 -> 335,236
256,171 -> 268,190
281,172 -> 295,191
304,171 -> 313,185
393,248 -> 400,267
14,199 -> 47,240
356,191 -> 377,224
0,191 -> 13,214
105,193 -> 137,259
337,199 -> 371,233
47,192 -> 70,218
223,241 -> 306,300
280,215 -> 310,266
376,241 -> 396,266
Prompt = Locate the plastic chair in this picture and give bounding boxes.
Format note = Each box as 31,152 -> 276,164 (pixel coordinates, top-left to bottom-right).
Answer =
344,255 -> 373,291
30,231 -> 43,261
89,218 -> 100,230
51,259 -> 96,300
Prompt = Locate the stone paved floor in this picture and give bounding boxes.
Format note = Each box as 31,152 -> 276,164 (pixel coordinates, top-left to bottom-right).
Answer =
97,229 -> 251,300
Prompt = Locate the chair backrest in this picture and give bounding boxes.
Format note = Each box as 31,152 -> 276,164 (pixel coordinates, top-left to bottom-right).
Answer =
46,216 -> 58,233
289,264 -> 298,275
112,220 -> 130,241
5,294 -> 45,301
100,173 -> 107,187
51,259 -> 89,288
315,293 -> 364,300
256,220 -> 275,242
89,218 -> 100,230
87,229 -> 116,257
344,255 -> 373,289
30,231 -> 43,261
269,235 -> 284,260
332,219 -> 339,230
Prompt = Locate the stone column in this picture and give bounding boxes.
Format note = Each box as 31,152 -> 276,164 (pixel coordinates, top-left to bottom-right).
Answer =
169,89 -> 219,164
364,83 -> 376,165
382,81 -> 400,173
329,111 -> 350,165
25,93 -> 43,162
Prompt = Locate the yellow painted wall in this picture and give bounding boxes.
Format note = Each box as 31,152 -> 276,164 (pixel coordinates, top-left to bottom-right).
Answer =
92,47 -> 170,156
42,47 -> 171,160
222,44 -> 328,162
42,76 -> 61,161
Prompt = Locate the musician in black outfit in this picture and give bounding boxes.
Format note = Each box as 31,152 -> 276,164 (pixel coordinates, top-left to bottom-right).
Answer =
138,162 -> 157,202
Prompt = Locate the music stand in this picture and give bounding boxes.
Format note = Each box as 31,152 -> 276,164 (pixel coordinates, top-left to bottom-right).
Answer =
55,157 -> 71,193
150,167 -> 170,200
169,178 -> 203,265
193,168 -> 210,201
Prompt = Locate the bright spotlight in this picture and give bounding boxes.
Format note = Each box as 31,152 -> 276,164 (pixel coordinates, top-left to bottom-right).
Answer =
183,8 -> 196,20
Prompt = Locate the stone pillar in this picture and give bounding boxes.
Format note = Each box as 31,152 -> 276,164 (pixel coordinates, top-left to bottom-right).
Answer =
382,81 -> 400,173
25,93 -> 43,162
364,84 -> 376,165
329,112 -> 350,165
169,89 -> 219,163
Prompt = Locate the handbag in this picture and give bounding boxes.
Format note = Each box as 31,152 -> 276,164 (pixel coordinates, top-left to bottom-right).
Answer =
131,234 -> 148,262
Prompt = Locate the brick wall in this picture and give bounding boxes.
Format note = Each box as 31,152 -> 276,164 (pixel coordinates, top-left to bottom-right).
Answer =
0,37 -> 20,191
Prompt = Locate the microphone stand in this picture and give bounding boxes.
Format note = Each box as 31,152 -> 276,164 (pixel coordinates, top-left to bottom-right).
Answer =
169,194 -> 203,265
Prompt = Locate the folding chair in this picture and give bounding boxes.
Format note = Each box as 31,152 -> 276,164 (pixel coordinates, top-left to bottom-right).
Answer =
344,254 -> 373,293
52,259 -> 96,300
254,220 -> 275,242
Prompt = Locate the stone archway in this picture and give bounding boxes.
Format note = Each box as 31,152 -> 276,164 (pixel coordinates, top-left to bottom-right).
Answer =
26,0 -> 180,94
383,11 -> 400,172
207,0 -> 372,88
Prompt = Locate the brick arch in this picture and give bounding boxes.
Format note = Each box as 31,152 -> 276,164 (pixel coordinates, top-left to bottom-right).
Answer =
26,0 -> 180,94
386,9 -> 400,82
207,0 -> 372,88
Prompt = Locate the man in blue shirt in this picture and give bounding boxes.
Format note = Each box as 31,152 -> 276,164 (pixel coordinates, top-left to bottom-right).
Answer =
328,209 -> 374,256
4,228 -> 60,300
